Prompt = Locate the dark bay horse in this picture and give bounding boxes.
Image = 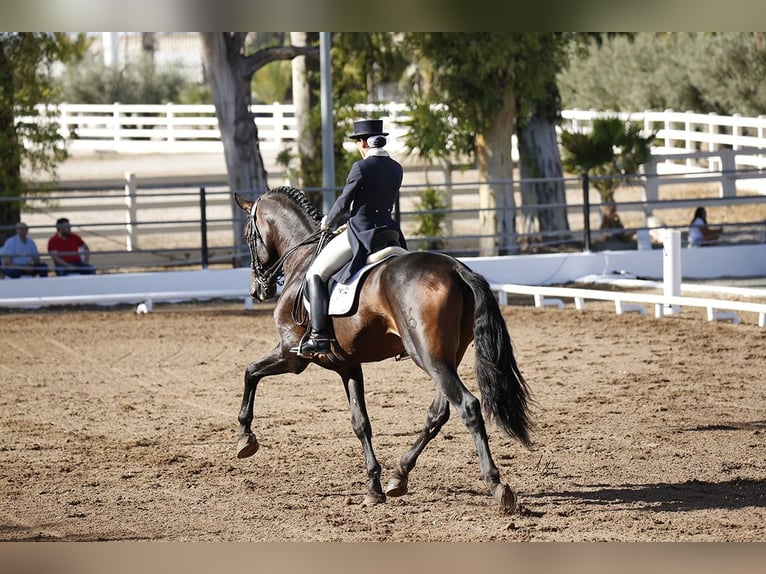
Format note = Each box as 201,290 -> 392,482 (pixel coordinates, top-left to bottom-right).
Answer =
233,186 -> 533,512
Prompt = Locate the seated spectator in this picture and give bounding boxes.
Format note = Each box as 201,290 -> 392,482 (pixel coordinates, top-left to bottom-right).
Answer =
688,207 -> 722,247
0,222 -> 49,278
47,217 -> 96,276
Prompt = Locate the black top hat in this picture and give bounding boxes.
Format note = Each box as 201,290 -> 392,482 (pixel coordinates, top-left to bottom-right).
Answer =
349,119 -> 388,140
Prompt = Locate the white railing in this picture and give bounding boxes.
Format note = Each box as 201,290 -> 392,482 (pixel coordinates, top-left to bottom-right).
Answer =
3,248 -> 765,328
21,103 -> 766,178
23,102 -> 300,154
561,108 -> 766,171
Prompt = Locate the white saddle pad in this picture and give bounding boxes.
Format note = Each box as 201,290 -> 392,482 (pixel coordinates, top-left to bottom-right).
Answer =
303,247 -> 407,316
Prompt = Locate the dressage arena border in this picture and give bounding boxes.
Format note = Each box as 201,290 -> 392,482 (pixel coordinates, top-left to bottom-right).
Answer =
2,270 -> 765,327
489,282 -> 766,327
1,242 -> 765,327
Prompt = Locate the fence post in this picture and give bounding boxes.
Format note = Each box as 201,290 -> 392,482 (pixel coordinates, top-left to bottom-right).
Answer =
200,187 -> 209,269
112,102 -> 121,144
663,229 -> 682,315
759,115 -> 766,170
59,104 -> 70,139
643,159 -> 658,223
663,108 -> 673,169
684,111 -> 693,167
124,172 -> 137,251
582,173 -> 592,252
732,113 -> 741,151
166,102 -> 175,145
720,149 -> 737,198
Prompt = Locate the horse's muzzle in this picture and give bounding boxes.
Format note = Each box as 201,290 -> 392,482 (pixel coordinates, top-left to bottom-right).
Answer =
251,282 -> 276,302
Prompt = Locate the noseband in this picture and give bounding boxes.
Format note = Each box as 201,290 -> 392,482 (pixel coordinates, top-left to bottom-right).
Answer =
246,197 -> 324,292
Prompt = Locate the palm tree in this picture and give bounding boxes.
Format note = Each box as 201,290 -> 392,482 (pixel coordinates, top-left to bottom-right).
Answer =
561,116 -> 656,232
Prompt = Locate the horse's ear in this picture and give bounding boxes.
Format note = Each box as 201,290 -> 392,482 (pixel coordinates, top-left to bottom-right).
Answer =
234,193 -> 253,213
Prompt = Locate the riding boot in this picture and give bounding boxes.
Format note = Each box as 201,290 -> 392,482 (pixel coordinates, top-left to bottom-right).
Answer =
291,275 -> 332,357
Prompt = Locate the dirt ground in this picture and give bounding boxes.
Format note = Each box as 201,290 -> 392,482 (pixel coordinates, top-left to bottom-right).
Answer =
1,299 -> 766,542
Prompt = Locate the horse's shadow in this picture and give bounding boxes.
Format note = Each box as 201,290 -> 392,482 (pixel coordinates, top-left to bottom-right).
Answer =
528,420 -> 766,513
530,477 -> 766,512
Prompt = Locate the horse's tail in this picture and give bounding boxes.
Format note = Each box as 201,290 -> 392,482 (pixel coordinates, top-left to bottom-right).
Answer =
456,265 -> 533,449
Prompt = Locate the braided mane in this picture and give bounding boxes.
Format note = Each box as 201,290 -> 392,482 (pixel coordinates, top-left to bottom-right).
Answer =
266,186 -> 322,225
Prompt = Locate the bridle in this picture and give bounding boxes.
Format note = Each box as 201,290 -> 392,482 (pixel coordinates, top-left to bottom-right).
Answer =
246,197 -> 324,293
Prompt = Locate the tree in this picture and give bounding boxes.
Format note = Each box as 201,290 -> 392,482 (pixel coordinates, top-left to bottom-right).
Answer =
516,34 -> 573,245
302,33 -> 407,188
560,116 -> 656,234
0,33 -> 87,244
289,32 -> 314,188
58,51 -> 188,105
199,33 -> 316,265
401,33 -> 570,255
558,33 -> 766,117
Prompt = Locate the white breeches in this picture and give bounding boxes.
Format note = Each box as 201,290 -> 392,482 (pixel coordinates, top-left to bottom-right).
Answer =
306,229 -> 352,282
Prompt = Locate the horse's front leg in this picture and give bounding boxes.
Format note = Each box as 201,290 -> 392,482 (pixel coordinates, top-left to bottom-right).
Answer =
237,345 -> 307,458
342,366 -> 385,506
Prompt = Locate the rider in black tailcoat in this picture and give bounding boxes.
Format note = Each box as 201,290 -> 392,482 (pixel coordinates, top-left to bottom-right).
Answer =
290,118 -> 405,357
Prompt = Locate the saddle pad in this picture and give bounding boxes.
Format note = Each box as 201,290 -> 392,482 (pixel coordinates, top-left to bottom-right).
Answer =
301,247 -> 406,317
328,252 -> 400,316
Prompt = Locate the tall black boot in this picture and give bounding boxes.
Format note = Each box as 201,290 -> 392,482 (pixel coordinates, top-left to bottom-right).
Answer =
291,275 -> 332,357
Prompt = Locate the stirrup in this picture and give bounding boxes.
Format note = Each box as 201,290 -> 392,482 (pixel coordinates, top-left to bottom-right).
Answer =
290,334 -> 333,358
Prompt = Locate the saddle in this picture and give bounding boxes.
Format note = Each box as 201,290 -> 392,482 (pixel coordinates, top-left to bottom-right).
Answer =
328,245 -> 407,315
303,230 -> 408,316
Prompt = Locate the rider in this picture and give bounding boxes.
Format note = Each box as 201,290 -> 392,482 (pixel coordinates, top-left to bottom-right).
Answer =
291,118 -> 405,358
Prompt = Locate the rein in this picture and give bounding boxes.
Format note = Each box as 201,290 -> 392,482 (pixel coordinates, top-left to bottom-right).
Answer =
247,196 -> 324,293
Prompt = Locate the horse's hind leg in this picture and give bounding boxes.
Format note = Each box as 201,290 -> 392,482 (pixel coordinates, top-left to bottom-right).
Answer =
341,366 -> 385,506
434,365 -> 516,512
386,390 -> 450,498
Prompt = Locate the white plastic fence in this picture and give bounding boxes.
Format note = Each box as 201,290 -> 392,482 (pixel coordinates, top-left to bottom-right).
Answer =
21,103 -> 766,174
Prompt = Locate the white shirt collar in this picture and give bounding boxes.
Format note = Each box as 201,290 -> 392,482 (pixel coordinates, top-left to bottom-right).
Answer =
365,148 -> 389,158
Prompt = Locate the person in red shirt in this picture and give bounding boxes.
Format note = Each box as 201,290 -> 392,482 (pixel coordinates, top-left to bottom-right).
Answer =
47,218 -> 96,276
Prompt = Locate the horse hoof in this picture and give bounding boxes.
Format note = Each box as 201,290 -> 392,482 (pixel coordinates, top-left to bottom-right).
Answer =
385,477 -> 408,497
494,483 -> 517,514
361,492 -> 386,507
236,434 -> 259,459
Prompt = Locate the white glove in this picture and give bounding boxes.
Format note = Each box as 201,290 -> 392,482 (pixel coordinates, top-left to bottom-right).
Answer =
320,215 -> 329,232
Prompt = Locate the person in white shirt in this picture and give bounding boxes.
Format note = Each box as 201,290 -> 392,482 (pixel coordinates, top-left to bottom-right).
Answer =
688,207 -> 722,247
0,222 -> 49,278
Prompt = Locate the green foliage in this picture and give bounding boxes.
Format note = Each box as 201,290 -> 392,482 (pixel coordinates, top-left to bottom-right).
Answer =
0,33 -> 88,238
686,33 -> 766,116
561,116 -> 656,203
300,101 -> 359,189
251,60 -> 292,104
331,33 -> 409,104
57,52 -> 189,104
400,33 -> 570,162
401,97 -> 471,162
413,188 -> 447,250
295,33 -> 403,195
558,32 -> 766,116
177,82 -> 212,105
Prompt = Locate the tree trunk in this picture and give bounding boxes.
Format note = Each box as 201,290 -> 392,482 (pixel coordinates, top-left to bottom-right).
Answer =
201,33 -> 269,267
475,85 -> 516,256
0,40 -> 21,244
600,201 -> 624,231
595,184 -> 625,233
518,112 -> 571,244
290,32 -> 313,187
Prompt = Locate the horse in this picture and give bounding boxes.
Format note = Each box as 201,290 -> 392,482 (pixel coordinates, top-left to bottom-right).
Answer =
233,186 -> 533,513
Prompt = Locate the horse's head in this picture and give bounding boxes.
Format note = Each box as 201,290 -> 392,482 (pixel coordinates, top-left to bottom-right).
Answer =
235,188 -> 322,302
235,192 -> 278,301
